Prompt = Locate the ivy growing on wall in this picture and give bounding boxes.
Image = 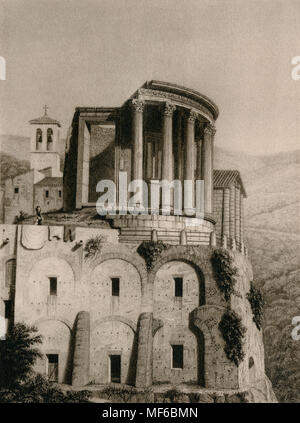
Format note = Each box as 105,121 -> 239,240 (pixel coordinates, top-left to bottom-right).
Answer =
247,282 -> 265,330
84,235 -> 104,260
137,241 -> 169,271
211,248 -> 238,301
218,310 -> 246,366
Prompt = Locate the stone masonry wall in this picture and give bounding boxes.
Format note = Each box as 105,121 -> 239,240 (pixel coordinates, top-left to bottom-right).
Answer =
0,223 -> 268,393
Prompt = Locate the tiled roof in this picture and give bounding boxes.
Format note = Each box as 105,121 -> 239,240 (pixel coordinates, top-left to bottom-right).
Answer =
34,177 -> 63,187
29,115 -> 61,127
213,169 -> 247,197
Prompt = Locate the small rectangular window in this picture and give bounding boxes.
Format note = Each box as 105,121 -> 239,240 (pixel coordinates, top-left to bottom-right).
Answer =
58,190 -> 62,198
174,277 -> 183,297
14,187 -> 19,194
47,354 -> 59,382
4,300 -> 11,319
172,345 -> 184,369
45,190 -> 49,198
111,278 -> 120,296
49,277 -> 57,296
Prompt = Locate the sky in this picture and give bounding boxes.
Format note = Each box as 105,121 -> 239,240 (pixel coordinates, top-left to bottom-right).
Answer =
0,0 -> 300,155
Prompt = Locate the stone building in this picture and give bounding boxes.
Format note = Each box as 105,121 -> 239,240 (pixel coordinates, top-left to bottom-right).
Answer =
0,82 -> 276,401
2,108 -> 63,223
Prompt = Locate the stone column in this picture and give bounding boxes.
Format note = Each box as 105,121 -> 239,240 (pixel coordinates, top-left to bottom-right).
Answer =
229,184 -> 235,242
235,186 -> 241,245
162,103 -> 176,181
132,99 -> 145,181
175,110 -> 183,181
223,188 -> 230,238
240,195 -> 244,245
76,118 -> 90,209
161,103 -> 176,210
201,123 -> 216,215
196,138 -> 202,180
146,141 -> 153,180
184,110 -> 197,211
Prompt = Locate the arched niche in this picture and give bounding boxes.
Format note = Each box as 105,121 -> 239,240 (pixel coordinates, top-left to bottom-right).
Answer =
90,319 -> 138,385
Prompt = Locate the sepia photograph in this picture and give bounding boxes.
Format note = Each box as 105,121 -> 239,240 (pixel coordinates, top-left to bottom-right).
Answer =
0,0 -> 299,412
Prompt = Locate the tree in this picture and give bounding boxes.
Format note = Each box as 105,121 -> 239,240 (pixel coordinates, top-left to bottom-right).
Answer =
0,322 -> 91,403
0,323 -> 42,388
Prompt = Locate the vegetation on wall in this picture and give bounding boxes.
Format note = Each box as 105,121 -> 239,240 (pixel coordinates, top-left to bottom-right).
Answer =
84,235 -> 104,259
14,210 -> 28,224
247,282 -> 265,330
137,241 -> 170,271
211,248 -> 238,301
218,310 -> 246,366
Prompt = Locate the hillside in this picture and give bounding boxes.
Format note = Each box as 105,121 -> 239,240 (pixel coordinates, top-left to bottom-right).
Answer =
215,146 -> 300,402
0,153 -> 30,186
0,134 -> 31,161
0,134 -> 65,161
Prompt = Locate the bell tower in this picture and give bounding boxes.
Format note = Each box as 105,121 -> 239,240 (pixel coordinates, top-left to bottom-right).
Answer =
29,105 -> 62,177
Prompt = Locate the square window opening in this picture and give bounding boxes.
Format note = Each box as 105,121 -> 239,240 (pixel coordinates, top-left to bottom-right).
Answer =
14,187 -> 19,194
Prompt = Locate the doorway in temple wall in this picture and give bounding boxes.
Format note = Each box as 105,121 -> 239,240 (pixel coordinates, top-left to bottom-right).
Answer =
110,354 -> 121,383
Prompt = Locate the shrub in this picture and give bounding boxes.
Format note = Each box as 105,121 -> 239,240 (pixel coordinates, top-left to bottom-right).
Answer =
137,241 -> 169,271
84,235 -> 103,259
0,323 -> 42,388
211,248 -> 238,301
219,310 -> 246,366
13,210 -> 27,224
0,323 -> 91,403
247,282 -> 265,330
102,385 -> 136,402
0,373 -> 91,403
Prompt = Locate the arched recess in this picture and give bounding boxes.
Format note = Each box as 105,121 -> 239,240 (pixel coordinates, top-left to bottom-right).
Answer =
1,255 -> 16,289
89,253 -> 148,322
152,323 -> 203,386
90,318 -> 138,385
34,318 -> 73,384
190,304 -> 236,389
189,324 -> 205,386
26,256 -> 77,306
88,252 -> 148,294
150,253 -> 206,306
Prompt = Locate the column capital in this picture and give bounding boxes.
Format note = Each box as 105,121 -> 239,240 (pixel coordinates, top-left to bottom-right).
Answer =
132,99 -> 145,113
163,102 -> 176,116
187,109 -> 198,123
204,123 -> 216,136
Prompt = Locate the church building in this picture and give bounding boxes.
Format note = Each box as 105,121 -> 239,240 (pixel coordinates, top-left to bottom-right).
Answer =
2,107 -> 63,223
